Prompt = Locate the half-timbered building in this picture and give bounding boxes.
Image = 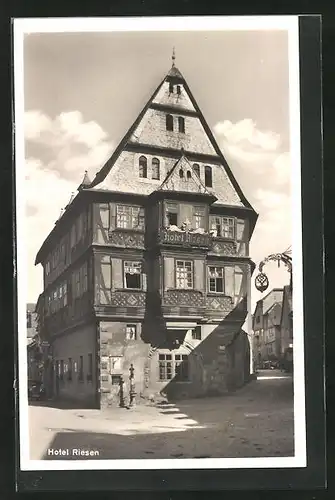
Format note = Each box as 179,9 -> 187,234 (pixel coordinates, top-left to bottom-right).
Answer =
35,59 -> 258,407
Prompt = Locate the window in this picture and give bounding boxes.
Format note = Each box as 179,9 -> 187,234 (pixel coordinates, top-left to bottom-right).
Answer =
76,215 -> 82,242
87,353 -> 93,381
27,312 -> 32,329
68,358 -> 72,381
179,168 -> 184,178
192,326 -> 202,340
139,156 -> 147,178
82,263 -> 88,293
126,324 -> 137,340
169,82 -> 174,93
78,356 -> 84,381
176,260 -> 193,289
45,261 -> 50,275
186,171 -> 192,179
166,114 -> 174,131
159,353 -> 189,381
124,261 -> 142,289
152,158 -> 160,180
193,163 -> 200,178
75,269 -> 80,298
109,356 -> 122,372
193,206 -> 206,229
116,205 -> 144,230
178,117 -> 185,133
166,202 -> 178,226
204,166 -> 213,187
70,224 -> 76,248
63,283 -> 68,306
210,216 -> 235,239
159,354 -> 172,380
208,266 -> 225,293
175,354 -> 189,381
177,85 -> 181,95
112,375 -> 122,385
60,360 -> 64,381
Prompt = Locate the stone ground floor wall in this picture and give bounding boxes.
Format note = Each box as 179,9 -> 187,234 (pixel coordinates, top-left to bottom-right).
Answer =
51,322 -> 98,407
98,320 -> 250,406
49,320 -> 250,407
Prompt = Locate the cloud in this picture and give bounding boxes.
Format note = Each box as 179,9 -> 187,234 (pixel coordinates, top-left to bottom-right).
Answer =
214,119 -> 281,152
24,110 -> 114,181
213,119 -> 292,310
24,111 -> 114,301
213,119 -> 290,187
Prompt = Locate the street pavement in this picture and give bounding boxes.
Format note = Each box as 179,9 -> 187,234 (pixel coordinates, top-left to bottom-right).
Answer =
28,370 -> 294,460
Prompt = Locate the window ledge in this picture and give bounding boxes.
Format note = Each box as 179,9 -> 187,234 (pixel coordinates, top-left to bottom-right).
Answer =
114,288 -> 144,293
211,236 -> 236,242
207,293 -> 233,300
109,228 -> 144,234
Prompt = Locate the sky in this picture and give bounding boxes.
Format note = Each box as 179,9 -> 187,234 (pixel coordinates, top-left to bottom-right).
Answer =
22,28 -> 293,311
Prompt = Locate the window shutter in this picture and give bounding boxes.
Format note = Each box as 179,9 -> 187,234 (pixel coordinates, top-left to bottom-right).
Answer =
112,258 -> 123,289
234,265 -> 245,303
164,257 -> 174,290
236,219 -> 245,240
142,271 -> 147,291
109,203 -> 116,231
100,256 -> 112,305
224,267 -> 234,298
194,260 -> 204,290
180,203 -> 193,226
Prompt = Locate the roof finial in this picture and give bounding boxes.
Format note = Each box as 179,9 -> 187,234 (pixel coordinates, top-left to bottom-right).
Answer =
172,47 -> 176,67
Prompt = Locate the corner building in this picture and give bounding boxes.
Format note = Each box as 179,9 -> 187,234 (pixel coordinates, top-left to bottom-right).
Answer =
35,62 -> 258,408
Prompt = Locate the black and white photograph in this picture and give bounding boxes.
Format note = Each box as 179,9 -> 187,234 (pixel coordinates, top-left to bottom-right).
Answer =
14,16 -> 309,473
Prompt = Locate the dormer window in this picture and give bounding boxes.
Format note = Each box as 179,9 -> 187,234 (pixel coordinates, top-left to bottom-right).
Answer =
166,114 -> 174,131
152,158 -> 160,180
193,163 -> 200,178
139,156 -> 147,178
205,165 -> 212,187
166,202 -> 178,226
178,116 -> 185,133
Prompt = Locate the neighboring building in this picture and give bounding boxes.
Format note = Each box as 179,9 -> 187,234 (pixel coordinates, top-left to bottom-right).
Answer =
27,303 -> 39,381
280,285 -> 293,371
252,288 -> 284,367
26,303 -> 37,341
34,59 -> 258,408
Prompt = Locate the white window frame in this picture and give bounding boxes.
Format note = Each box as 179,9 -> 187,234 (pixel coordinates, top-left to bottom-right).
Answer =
176,260 -> 193,289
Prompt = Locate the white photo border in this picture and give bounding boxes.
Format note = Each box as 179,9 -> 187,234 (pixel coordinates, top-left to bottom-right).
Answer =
14,15 -> 306,471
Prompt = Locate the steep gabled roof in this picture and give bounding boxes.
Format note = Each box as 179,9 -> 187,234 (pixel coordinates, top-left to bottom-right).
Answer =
86,63 -> 256,213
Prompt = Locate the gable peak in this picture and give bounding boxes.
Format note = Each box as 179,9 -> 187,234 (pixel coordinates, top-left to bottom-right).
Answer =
158,153 -> 213,196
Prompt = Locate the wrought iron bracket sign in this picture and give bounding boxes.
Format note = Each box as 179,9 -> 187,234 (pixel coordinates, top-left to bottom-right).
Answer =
254,250 -> 292,293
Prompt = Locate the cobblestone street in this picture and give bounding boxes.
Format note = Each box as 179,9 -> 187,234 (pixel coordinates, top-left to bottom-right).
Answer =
28,371 -> 294,460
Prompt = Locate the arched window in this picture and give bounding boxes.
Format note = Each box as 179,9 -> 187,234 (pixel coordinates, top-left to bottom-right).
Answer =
179,169 -> 184,178
166,114 -> 174,131
177,85 -> 181,95
152,158 -> 160,180
169,82 -> 174,94
204,166 -> 213,187
178,116 -> 185,133
139,156 -> 147,178
193,163 -> 200,178
186,171 -> 192,179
